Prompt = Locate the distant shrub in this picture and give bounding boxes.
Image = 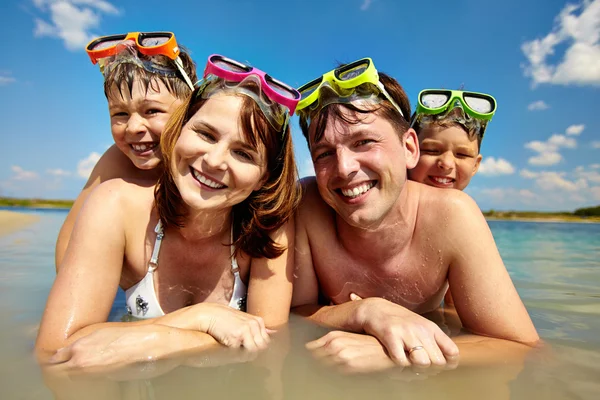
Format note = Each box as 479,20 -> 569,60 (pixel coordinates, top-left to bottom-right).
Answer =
574,205 -> 600,217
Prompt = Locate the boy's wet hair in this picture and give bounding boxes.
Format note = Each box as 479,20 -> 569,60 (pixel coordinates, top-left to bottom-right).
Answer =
103,48 -> 197,100
413,107 -> 483,152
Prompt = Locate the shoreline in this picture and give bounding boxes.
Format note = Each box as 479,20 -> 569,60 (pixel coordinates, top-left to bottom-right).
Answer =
0,210 -> 40,237
485,216 -> 600,224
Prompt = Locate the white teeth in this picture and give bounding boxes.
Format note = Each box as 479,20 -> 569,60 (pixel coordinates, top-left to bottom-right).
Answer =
131,143 -> 157,152
341,182 -> 374,198
192,169 -> 225,189
431,176 -> 453,184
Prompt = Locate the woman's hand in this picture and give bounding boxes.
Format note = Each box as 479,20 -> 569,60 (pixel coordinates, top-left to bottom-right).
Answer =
351,294 -> 459,368
179,303 -> 271,351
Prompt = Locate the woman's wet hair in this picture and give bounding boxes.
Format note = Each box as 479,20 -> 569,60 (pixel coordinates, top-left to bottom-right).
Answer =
155,80 -> 301,259
299,72 -> 412,147
103,47 -> 197,101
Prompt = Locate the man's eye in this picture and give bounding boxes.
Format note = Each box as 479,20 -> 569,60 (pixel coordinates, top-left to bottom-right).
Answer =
314,151 -> 333,161
356,139 -> 374,146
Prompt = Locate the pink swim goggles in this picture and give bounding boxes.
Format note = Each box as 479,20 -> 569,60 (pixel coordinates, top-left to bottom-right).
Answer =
199,54 -> 300,132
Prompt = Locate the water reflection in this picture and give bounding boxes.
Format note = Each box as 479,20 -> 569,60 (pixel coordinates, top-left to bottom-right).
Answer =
1,213 -> 600,399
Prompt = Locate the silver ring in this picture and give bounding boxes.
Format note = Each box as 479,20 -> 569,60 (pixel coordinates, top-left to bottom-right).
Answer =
408,345 -> 424,355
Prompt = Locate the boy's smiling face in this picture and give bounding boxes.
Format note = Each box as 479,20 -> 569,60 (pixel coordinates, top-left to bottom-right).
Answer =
408,124 -> 482,191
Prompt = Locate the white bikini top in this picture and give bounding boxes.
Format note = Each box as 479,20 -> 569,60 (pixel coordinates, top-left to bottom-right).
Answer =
125,221 -> 247,318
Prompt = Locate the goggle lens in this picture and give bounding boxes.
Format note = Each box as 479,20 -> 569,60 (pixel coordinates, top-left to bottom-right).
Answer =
464,95 -> 493,114
421,93 -> 450,109
91,39 -> 124,51
212,57 -> 252,73
267,77 -> 299,100
338,64 -> 368,81
139,36 -> 170,47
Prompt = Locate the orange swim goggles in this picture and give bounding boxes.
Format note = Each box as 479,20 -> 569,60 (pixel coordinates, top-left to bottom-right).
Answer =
85,31 -> 195,90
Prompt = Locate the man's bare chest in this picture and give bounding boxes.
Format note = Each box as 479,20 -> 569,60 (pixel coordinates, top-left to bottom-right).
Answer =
310,235 -> 449,313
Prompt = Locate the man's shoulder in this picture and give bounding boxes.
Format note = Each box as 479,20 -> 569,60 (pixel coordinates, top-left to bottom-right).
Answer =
412,182 -> 478,213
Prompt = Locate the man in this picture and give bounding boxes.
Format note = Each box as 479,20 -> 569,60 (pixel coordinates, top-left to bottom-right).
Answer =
291,58 -> 539,371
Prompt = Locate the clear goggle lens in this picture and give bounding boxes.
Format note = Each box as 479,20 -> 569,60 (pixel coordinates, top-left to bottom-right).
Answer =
421,93 -> 450,109
212,58 -> 252,73
464,95 -> 493,113
139,36 -> 170,47
338,63 -> 369,81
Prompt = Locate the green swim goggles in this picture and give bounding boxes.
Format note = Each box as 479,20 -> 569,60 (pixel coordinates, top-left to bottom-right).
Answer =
411,89 -> 497,136
296,57 -> 405,118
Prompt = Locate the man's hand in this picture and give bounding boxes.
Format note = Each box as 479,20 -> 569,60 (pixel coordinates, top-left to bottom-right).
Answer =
352,295 -> 459,367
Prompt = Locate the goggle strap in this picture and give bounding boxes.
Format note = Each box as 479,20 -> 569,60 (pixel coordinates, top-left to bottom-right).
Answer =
173,56 -> 194,90
376,82 -> 404,118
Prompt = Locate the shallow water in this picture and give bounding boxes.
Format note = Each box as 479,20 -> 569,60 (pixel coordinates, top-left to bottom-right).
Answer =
1,210 -> 599,399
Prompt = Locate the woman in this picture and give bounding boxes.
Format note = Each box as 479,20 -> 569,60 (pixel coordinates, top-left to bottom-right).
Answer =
36,54 -> 301,366
55,31 -> 197,269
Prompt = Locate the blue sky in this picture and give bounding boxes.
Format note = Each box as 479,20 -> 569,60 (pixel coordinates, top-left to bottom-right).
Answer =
0,0 -> 599,211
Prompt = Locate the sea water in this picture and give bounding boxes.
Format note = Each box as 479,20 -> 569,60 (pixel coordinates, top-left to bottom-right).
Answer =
1,209 -> 599,399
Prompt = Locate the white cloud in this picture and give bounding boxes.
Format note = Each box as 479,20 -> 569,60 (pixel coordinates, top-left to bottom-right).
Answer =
32,0 -> 120,51
528,152 -> 563,166
11,166 -> 39,181
527,100 -> 550,111
574,165 -> 600,183
46,168 -> 72,177
591,186 -> 600,200
478,157 -> 515,176
521,169 -> 588,191
591,163 -> 600,168
0,74 -> 16,86
566,124 -> 585,135
77,152 -> 101,178
548,134 -> 577,148
524,130 -> 579,166
521,0 -> 600,86
299,158 -> 315,178
360,0 -> 374,11
592,141 -> 600,148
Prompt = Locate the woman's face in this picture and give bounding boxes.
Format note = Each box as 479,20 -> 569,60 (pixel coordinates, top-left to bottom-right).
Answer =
408,125 -> 482,191
172,93 -> 268,212
107,78 -> 183,170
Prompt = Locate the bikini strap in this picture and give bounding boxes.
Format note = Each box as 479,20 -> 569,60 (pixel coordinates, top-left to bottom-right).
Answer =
230,224 -> 240,275
148,220 -> 164,272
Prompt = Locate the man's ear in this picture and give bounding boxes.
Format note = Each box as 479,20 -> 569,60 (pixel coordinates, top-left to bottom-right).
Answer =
403,128 -> 420,169
472,154 -> 483,176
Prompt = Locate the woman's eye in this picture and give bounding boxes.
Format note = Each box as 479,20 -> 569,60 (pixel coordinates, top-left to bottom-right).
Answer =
198,131 -> 216,142
234,150 -> 253,161
146,108 -> 162,115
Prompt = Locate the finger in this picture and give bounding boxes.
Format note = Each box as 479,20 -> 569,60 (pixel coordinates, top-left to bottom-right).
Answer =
305,330 -> 339,350
386,339 -> 411,367
434,330 -> 460,359
406,342 -> 431,367
48,347 -> 72,365
255,317 -> 270,344
249,319 -> 268,350
241,330 -> 258,352
420,335 -> 447,366
349,293 -> 362,301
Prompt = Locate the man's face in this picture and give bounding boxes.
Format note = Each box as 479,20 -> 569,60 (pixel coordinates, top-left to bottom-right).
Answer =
309,107 -> 419,229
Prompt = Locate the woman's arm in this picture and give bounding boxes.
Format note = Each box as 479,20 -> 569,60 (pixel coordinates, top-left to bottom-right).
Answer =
38,180 -> 137,360
246,220 -> 295,328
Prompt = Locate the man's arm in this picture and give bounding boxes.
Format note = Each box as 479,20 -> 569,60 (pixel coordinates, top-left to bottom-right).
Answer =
446,192 -> 540,345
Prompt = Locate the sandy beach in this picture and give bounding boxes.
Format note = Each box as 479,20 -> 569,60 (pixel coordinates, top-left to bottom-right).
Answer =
0,210 -> 39,237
